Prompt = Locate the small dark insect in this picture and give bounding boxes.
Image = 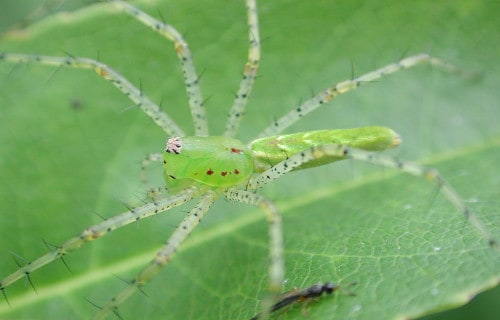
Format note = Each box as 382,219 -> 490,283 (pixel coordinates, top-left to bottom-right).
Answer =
250,281 -> 354,320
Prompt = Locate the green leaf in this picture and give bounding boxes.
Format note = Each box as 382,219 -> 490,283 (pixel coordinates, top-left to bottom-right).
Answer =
0,1 -> 498,319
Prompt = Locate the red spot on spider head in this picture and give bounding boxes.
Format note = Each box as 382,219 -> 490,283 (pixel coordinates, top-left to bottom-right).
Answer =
206,169 -> 214,175
231,147 -> 242,154
221,171 -> 227,176
234,169 -> 240,174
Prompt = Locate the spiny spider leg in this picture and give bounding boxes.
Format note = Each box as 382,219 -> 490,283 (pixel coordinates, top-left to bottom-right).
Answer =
247,143 -> 496,247
226,189 -> 284,292
224,0 -> 260,137
225,189 -> 284,320
0,53 -> 184,137
0,187 -> 201,296
110,0 -> 208,136
255,54 -> 460,139
93,190 -> 218,320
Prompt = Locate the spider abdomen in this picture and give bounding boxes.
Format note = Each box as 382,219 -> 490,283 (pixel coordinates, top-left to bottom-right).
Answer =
251,126 -> 400,172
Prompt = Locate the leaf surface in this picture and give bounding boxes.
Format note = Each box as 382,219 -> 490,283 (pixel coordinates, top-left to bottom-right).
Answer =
0,1 -> 498,319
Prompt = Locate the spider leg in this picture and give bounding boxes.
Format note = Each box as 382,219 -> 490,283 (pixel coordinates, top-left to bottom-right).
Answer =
0,187 -> 201,299
255,54 -> 460,139
0,53 -> 184,137
248,143 -> 496,247
141,152 -> 163,169
225,189 -> 284,320
140,152 -> 163,184
110,0 -> 208,136
93,189 -> 219,320
224,0 -> 261,138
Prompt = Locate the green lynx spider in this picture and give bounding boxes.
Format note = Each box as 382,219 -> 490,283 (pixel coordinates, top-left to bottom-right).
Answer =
0,0 -> 496,319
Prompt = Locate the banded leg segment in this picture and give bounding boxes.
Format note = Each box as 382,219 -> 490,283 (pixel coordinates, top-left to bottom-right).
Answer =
0,187 -> 201,295
0,53 -> 184,137
248,144 -> 496,247
110,0 -> 208,136
224,0 -> 261,137
255,54 -> 460,139
93,190 -> 219,320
